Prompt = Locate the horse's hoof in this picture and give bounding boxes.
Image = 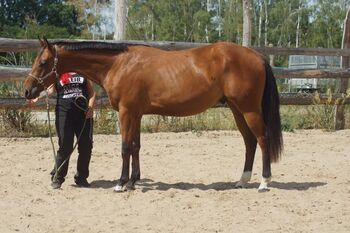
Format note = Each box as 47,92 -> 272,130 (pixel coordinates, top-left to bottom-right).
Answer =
114,184 -> 126,192
235,182 -> 245,189
258,187 -> 270,193
235,171 -> 251,189
258,176 -> 271,192
126,183 -> 135,191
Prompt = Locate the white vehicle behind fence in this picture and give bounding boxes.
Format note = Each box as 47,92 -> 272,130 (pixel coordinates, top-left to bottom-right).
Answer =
287,55 -> 341,93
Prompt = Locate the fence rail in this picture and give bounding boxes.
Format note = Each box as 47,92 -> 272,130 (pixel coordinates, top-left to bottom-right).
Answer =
1,93 -> 349,109
2,66 -> 350,81
2,37 -> 350,56
0,66 -> 30,81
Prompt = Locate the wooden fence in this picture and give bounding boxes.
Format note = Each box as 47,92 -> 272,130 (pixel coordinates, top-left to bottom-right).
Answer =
0,37 -> 350,129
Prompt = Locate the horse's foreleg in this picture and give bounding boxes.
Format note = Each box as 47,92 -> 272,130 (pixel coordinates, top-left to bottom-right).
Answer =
114,142 -> 131,192
114,109 -> 141,192
228,103 -> 257,188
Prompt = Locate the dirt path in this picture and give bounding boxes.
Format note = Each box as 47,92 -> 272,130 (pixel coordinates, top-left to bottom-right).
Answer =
0,130 -> 349,233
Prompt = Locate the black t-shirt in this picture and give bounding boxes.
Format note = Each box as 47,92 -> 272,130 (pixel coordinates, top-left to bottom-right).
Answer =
55,72 -> 89,111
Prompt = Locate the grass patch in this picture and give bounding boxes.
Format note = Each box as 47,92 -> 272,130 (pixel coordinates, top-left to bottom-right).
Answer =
141,108 -> 236,133
0,109 -> 51,137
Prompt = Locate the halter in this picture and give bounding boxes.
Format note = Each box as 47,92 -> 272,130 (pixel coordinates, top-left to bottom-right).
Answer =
28,45 -> 59,88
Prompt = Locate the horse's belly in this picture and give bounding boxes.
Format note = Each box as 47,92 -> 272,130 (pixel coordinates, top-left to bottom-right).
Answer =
147,90 -> 222,116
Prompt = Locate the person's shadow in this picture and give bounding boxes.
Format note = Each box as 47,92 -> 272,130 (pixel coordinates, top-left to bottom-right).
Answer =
89,178 -> 326,192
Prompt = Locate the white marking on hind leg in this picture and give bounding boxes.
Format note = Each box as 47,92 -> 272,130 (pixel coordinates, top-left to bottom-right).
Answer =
235,171 -> 252,188
258,176 -> 271,192
114,184 -> 127,192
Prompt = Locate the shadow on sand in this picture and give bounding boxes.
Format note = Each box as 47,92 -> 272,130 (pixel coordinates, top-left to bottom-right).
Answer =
90,180 -> 118,189
89,178 -> 327,192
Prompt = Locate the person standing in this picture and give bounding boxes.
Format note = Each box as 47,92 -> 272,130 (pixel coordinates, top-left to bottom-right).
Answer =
30,72 -> 96,189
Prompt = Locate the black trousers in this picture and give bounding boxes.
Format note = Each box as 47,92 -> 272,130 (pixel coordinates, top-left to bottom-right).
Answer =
51,107 -> 93,183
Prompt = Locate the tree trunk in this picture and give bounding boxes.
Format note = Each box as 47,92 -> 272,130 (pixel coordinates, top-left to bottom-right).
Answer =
242,0 -> 252,47
334,7 -> 350,130
264,0 -> 268,46
206,0 -> 210,42
258,0 -> 263,47
114,0 -> 127,41
296,0 -> 302,48
218,0 -> 222,39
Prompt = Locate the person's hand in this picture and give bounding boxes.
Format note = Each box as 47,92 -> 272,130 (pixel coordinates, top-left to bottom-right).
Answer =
27,97 -> 39,105
85,107 -> 94,119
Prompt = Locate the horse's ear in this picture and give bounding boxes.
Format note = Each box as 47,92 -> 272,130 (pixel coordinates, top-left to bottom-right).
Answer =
42,36 -> 54,54
38,36 -> 45,47
42,36 -> 49,47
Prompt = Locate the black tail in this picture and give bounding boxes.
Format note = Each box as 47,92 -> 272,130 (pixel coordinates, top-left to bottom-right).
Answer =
262,61 -> 283,162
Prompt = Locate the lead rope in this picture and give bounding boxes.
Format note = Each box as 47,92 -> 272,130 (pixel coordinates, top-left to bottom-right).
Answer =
46,91 -> 58,177
46,93 -> 89,182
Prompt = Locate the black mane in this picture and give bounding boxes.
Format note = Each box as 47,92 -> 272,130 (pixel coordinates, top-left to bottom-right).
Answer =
52,41 -> 144,52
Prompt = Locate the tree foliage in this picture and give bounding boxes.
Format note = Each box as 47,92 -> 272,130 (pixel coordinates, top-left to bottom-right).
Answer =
127,0 -> 223,42
0,0 -> 81,38
0,0 -> 349,48
126,0 -> 349,49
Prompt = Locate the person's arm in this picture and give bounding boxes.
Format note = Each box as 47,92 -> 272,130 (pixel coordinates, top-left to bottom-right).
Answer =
27,84 -> 55,104
85,80 -> 96,119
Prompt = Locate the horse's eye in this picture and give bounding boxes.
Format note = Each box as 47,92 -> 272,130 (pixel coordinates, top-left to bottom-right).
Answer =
39,60 -> 46,67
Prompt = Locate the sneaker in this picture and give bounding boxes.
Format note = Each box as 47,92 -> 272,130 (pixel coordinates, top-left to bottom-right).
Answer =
75,179 -> 90,187
51,181 -> 62,189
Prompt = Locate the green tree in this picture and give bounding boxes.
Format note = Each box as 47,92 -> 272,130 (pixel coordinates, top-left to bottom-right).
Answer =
0,0 -> 82,39
127,0 -> 222,42
307,0 -> 347,48
223,0 -> 243,43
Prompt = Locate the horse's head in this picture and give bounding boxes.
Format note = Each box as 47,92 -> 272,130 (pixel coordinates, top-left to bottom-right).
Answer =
24,37 -> 59,99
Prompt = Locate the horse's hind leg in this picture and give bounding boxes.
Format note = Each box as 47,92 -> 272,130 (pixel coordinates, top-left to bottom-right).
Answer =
128,125 -> 141,189
241,111 -> 271,192
228,102 -> 257,188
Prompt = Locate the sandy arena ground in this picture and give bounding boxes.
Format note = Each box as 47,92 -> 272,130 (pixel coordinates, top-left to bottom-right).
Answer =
0,130 -> 349,233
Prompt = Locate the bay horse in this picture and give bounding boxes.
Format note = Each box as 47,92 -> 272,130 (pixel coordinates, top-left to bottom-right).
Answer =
24,38 -> 283,192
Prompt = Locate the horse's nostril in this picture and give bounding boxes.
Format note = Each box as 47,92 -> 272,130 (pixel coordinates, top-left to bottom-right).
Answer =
25,90 -> 30,99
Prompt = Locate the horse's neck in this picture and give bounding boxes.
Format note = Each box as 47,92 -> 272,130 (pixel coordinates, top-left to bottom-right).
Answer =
59,50 -> 115,85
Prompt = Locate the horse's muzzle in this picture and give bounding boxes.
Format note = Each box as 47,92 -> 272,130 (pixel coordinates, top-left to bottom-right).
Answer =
24,87 -> 39,99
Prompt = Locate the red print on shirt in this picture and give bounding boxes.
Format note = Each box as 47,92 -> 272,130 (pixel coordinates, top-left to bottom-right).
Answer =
60,73 -> 72,86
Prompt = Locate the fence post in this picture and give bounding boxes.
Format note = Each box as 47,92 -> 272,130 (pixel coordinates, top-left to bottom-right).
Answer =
334,7 -> 350,130
268,43 -> 274,66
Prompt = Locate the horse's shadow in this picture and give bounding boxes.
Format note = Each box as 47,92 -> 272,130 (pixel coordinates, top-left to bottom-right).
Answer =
89,178 -> 326,192
90,180 -> 118,189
